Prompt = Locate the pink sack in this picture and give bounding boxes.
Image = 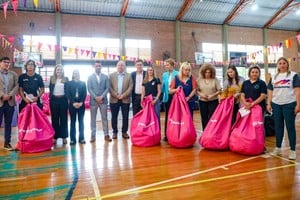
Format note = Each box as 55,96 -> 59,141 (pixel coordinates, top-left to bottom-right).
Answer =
16,103 -> 55,153
85,94 -> 90,109
229,104 -> 265,155
41,92 -> 50,115
130,95 -> 161,147
199,96 -> 234,150
166,87 -> 197,148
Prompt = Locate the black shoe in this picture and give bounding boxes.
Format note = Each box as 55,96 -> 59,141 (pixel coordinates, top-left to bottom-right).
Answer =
122,133 -> 130,139
70,141 -> 76,145
90,137 -> 96,143
163,136 -> 168,142
4,144 -> 14,151
79,140 -> 86,144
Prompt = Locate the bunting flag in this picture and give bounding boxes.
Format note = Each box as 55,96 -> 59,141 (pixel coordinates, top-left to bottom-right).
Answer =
2,1 -> 9,19
297,34 -> 300,44
37,42 -> 43,50
23,0 -> 27,7
12,0 -> 18,15
285,39 -> 292,48
33,0 -> 38,8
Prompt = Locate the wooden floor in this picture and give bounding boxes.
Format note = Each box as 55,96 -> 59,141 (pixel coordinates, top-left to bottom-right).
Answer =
0,110 -> 299,200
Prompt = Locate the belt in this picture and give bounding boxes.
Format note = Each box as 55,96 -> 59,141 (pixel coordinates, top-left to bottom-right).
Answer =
53,95 -> 65,98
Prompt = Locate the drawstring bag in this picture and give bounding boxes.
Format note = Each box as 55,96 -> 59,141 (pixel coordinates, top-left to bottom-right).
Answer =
130,95 -> 161,147
199,96 -> 234,150
229,102 -> 265,155
16,103 -> 54,153
166,87 -> 196,148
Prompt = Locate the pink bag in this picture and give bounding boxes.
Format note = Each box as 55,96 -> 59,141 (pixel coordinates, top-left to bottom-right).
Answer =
130,95 -> 161,147
166,88 -> 197,148
41,92 -> 50,115
85,94 -> 90,109
16,103 -> 55,153
229,104 -> 265,155
199,96 -> 234,150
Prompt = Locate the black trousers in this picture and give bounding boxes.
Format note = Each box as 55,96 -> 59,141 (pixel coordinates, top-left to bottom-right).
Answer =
50,96 -> 69,139
132,94 -> 142,116
199,99 -> 218,130
110,101 -> 130,134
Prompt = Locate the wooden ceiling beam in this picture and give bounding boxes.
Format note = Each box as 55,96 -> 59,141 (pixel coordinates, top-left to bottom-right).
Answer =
121,0 -> 130,16
223,0 -> 254,24
176,0 -> 194,21
264,0 -> 300,28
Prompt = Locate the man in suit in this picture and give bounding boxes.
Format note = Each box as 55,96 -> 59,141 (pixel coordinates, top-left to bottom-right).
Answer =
109,61 -> 133,139
131,59 -> 146,115
87,61 -> 111,142
0,57 -> 19,150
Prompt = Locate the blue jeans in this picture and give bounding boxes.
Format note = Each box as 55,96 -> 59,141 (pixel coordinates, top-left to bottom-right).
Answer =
271,102 -> 296,150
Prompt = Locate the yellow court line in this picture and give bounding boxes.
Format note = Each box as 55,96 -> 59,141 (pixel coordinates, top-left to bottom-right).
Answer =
100,155 -> 260,199
101,162 -> 299,199
90,169 -> 102,200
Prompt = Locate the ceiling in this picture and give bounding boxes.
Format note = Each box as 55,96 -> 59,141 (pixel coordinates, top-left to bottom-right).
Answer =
3,0 -> 300,31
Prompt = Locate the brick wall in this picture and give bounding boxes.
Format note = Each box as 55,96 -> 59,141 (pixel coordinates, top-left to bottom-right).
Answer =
0,11 -> 299,75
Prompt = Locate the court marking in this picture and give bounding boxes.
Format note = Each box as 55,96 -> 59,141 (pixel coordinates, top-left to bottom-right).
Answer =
83,156 -> 261,199
100,161 -> 298,199
90,169 -> 102,200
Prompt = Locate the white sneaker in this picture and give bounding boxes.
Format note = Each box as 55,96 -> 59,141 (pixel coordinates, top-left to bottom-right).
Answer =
288,150 -> 296,160
271,147 -> 282,156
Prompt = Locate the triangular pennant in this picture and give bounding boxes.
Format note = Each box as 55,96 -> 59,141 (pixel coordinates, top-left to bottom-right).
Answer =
23,0 -> 27,7
12,0 -> 18,15
2,2 -> 9,19
62,46 -> 67,51
86,50 -> 91,57
37,42 -> 43,50
80,49 -> 85,56
92,51 -> 97,58
33,0 -> 39,8
297,34 -> 300,44
55,45 -> 60,52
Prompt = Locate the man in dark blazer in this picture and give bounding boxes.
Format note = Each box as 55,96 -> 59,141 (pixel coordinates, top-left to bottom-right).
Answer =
109,61 -> 133,139
87,61 -> 111,142
131,59 -> 146,115
0,57 -> 19,150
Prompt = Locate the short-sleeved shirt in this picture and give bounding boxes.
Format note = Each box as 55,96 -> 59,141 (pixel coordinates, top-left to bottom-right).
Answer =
18,73 -> 44,96
142,77 -> 161,97
267,71 -> 300,105
241,79 -> 267,111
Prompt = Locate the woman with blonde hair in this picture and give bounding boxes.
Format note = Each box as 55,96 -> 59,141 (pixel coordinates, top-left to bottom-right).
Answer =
197,63 -> 221,130
268,57 -> 300,160
169,62 -> 197,117
49,64 -> 69,145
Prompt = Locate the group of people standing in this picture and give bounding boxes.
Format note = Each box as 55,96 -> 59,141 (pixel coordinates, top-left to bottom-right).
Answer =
0,56 -> 299,159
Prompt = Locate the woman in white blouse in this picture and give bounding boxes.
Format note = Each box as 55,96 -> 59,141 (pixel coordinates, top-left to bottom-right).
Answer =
49,64 -> 69,145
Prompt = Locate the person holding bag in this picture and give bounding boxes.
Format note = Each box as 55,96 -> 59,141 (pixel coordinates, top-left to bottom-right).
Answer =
18,60 -> 44,112
169,62 -> 197,118
141,65 -> 161,128
219,65 -> 245,124
267,57 -> 300,160
161,58 -> 178,142
197,63 -> 221,130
